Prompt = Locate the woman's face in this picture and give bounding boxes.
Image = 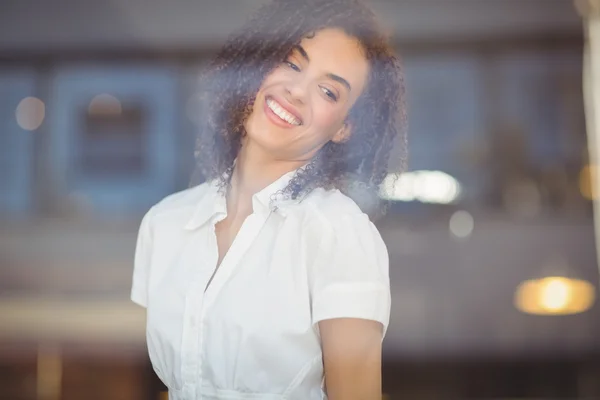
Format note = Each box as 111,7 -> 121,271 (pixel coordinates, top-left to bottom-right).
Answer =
243,28 -> 369,162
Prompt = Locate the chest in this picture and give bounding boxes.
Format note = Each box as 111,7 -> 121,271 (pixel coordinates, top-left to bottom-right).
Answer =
147,213 -> 316,316
214,215 -> 247,268
146,215 -> 316,357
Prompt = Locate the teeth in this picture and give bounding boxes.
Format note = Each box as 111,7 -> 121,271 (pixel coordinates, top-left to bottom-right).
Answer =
267,98 -> 301,126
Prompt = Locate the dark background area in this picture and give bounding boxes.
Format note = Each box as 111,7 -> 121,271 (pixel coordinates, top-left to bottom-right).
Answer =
0,0 -> 598,398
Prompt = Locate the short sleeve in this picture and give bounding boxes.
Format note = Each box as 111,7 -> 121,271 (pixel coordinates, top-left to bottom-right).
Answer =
309,213 -> 391,338
131,207 -> 154,308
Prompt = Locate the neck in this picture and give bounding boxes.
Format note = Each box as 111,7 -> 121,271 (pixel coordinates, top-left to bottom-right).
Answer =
226,140 -> 306,218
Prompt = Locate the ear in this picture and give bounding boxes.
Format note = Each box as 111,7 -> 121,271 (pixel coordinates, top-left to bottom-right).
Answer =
331,122 -> 352,144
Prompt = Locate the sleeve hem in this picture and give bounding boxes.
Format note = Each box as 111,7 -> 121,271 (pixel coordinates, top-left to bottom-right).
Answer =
312,283 -> 390,338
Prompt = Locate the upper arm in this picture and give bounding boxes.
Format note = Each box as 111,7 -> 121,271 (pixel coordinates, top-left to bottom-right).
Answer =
319,318 -> 383,400
307,210 -> 391,398
309,212 -> 391,335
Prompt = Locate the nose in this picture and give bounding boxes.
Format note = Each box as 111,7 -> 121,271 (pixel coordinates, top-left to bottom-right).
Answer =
284,76 -> 309,105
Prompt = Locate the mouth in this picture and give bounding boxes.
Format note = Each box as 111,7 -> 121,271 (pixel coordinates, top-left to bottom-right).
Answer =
264,96 -> 303,127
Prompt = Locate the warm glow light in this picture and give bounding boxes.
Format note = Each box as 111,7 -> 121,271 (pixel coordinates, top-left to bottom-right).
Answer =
16,96 -> 45,131
88,93 -> 122,115
380,170 -> 461,204
579,164 -> 597,200
37,344 -> 62,400
515,276 -> 596,315
540,278 -> 571,311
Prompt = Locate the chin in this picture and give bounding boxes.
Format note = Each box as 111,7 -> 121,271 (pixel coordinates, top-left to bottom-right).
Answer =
245,126 -> 284,152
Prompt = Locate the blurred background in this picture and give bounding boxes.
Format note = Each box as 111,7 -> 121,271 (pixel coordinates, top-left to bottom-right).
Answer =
1,0 -> 599,399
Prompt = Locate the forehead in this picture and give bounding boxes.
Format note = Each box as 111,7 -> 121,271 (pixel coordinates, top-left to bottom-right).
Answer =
298,28 -> 369,94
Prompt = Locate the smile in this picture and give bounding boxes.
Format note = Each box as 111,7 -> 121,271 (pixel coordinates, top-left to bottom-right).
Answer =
266,97 -> 302,126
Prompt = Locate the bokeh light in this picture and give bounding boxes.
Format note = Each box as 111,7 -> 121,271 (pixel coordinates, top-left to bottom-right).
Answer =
15,96 -> 45,131
449,210 -> 474,239
579,164 -> 597,200
88,93 -> 122,115
515,276 -> 596,315
380,170 -> 461,204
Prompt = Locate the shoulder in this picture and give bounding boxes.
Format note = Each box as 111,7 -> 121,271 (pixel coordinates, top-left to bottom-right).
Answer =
297,188 -> 382,245
300,187 -> 370,226
143,181 -> 214,228
303,189 -> 391,326
302,187 -> 364,218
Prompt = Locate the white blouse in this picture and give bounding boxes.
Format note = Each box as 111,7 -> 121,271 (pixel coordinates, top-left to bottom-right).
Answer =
131,170 -> 391,400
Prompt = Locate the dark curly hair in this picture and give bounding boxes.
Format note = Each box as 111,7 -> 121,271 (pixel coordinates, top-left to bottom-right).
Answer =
190,0 -> 407,216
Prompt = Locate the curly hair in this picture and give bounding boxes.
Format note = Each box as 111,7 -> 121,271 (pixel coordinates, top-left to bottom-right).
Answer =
190,0 -> 407,216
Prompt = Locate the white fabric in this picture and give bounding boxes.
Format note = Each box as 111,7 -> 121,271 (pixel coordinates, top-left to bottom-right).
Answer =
131,170 -> 391,399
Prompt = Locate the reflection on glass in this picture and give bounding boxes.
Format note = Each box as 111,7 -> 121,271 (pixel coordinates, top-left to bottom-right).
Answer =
515,276 -> 596,315
380,170 -> 461,204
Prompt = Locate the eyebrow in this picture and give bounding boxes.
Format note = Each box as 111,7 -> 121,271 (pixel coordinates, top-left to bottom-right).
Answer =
294,44 -> 310,62
326,73 -> 352,92
293,44 -> 353,92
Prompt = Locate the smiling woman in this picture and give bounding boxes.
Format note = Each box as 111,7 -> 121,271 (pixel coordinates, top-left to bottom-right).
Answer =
131,0 -> 406,399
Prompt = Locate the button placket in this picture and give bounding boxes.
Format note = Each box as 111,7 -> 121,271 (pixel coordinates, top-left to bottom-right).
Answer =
181,291 -> 201,391
194,219 -> 222,398
181,228 -> 218,397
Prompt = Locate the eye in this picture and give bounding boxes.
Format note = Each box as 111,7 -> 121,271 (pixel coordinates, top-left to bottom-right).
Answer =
320,86 -> 338,101
284,60 -> 300,72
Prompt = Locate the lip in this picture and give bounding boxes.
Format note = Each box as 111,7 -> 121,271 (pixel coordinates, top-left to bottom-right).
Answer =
263,95 -> 303,127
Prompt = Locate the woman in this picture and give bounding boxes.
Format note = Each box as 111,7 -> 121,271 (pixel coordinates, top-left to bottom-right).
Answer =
131,0 -> 406,398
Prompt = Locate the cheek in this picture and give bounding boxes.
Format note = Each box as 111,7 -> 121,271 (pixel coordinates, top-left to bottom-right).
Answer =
311,102 -> 345,134
259,67 -> 287,90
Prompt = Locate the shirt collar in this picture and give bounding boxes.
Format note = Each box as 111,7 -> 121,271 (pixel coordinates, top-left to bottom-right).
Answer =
184,167 -> 303,231
184,180 -> 226,231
